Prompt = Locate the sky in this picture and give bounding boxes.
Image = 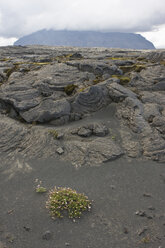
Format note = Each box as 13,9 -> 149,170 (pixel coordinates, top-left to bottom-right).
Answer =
0,0 -> 165,48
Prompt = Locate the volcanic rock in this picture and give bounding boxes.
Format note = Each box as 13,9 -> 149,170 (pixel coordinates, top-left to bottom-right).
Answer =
0,45 -> 165,166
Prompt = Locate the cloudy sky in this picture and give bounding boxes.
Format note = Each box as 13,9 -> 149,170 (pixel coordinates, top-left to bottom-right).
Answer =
0,0 -> 165,48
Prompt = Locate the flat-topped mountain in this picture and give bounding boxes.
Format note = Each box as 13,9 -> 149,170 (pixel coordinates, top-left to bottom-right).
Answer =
14,30 -> 155,49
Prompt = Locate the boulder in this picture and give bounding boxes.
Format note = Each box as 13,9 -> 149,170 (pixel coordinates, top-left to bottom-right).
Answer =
106,82 -> 136,102
64,138 -> 124,166
77,127 -> 92,137
20,98 -> 71,123
143,103 -> 161,122
71,85 -> 110,114
67,60 -> 122,76
72,122 -> 109,137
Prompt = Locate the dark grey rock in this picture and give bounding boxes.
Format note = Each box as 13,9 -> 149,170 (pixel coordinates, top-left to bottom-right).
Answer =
152,116 -> 165,127
142,130 -> 165,162
143,193 -> 152,197
148,206 -> 155,210
106,82 -> 136,102
92,123 -> 109,137
71,123 -> 109,138
42,231 -> 52,240
123,227 -> 129,234
71,85 -> 110,114
146,50 -> 165,62
130,65 -> 165,91
64,137 -> 124,166
50,115 -> 70,126
140,91 -> 165,105
117,97 -> 146,133
153,80 -> 165,91
113,60 -> 135,66
20,98 -> 71,123
67,60 -> 122,76
23,226 -> 30,232
77,127 -> 92,137
138,227 -> 148,236
143,103 -> 161,122
0,73 -> 5,83
0,86 -> 40,112
56,147 -> 64,155
135,210 -> 146,217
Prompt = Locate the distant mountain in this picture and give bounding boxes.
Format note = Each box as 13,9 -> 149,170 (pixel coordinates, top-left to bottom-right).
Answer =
14,29 -> 155,49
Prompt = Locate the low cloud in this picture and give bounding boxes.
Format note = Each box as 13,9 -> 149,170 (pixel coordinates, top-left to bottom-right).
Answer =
0,37 -> 17,46
139,24 -> 165,48
0,0 -> 165,38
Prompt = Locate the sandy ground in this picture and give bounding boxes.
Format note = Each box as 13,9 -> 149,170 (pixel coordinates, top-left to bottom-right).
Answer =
0,156 -> 165,248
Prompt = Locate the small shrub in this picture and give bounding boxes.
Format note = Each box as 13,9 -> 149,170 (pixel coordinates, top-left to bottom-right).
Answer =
106,57 -> 130,61
134,65 -> 146,72
4,65 -> 19,78
160,60 -> 165,66
112,75 -> 130,85
36,186 -> 47,193
32,121 -> 37,125
119,65 -> 134,73
13,62 -> 25,66
0,57 -> 11,62
49,129 -> 58,139
78,87 -> 86,93
35,179 -> 47,193
31,62 -> 51,66
64,84 -> 77,96
46,187 -> 92,219
119,64 -> 146,74
55,54 -> 73,63
140,235 -> 150,243
137,57 -> 147,62
93,76 -> 103,85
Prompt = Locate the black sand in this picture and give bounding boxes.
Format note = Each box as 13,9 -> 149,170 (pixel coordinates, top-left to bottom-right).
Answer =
0,157 -> 165,248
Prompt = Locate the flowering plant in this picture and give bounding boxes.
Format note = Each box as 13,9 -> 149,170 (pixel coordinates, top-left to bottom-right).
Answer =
46,187 -> 91,219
